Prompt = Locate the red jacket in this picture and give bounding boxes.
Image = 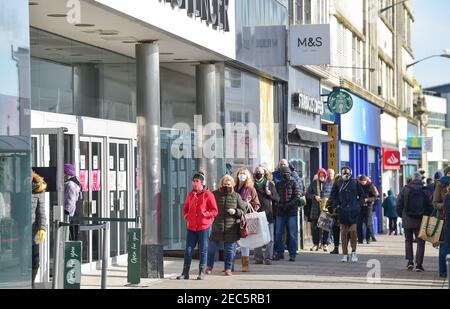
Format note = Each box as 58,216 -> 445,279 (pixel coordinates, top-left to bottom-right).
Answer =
183,190 -> 218,232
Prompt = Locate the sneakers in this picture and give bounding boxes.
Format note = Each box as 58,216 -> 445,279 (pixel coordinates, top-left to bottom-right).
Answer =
255,260 -> 264,265
264,259 -> 273,265
406,261 -> 414,271
351,252 -> 358,263
289,256 -> 296,262
415,265 -> 425,272
341,255 -> 349,263
224,269 -> 232,276
439,273 -> 447,278
323,245 -> 328,252
205,267 -> 213,275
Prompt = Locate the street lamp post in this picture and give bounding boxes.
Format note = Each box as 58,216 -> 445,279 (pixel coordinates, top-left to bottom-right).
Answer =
379,0 -> 409,14
406,53 -> 450,69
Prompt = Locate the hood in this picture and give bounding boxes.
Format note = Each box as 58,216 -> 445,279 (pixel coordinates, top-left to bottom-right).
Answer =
316,168 -> 327,181
387,190 -> 394,196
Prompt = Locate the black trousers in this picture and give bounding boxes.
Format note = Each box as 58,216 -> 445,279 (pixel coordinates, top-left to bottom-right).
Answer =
357,206 -> 374,242
388,217 -> 398,234
332,221 -> 341,248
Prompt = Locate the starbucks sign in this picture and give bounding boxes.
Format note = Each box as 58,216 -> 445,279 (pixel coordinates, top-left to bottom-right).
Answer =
328,90 -> 353,114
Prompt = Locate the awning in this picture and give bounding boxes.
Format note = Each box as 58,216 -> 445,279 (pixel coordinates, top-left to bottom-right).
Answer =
288,124 -> 333,143
0,136 -> 30,154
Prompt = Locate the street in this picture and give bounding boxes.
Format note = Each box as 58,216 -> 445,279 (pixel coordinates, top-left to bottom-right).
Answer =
81,234 -> 447,289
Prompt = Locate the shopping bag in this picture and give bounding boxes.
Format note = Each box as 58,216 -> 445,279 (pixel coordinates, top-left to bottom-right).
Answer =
419,211 -> 443,245
317,212 -> 334,232
237,203 -> 271,249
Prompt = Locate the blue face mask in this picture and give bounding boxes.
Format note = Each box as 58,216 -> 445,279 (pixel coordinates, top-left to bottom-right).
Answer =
238,174 -> 248,182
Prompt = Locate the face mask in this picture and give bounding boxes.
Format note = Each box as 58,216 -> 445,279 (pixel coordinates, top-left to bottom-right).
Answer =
224,186 -> 232,193
192,181 -> 203,191
342,172 -> 351,181
254,173 -> 263,180
283,173 -> 290,180
238,174 -> 248,182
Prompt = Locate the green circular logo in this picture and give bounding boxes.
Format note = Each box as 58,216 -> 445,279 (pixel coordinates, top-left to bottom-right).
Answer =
328,90 -> 353,114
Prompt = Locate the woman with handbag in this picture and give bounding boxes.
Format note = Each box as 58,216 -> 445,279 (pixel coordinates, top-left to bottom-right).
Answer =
306,168 -> 332,252
207,175 -> 247,276
234,168 -> 260,272
177,172 -> 218,280
253,166 -> 280,265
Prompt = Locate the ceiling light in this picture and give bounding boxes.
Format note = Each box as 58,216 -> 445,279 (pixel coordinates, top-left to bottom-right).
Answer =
99,30 -> 119,35
75,23 -> 95,27
173,58 -> 188,61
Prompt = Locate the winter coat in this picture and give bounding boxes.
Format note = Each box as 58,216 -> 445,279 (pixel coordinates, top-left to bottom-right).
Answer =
210,190 -> 247,242
275,176 -> 302,217
32,192 -> 47,245
396,179 -> 433,229
306,180 -> 327,221
432,178 -> 450,220
183,190 -> 218,232
382,192 -> 397,218
234,185 -> 260,211
361,181 -> 379,210
64,177 -> 80,217
329,178 -> 364,226
273,168 -> 305,195
254,179 -> 280,223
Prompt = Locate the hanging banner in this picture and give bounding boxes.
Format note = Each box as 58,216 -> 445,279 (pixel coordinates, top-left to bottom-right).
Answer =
383,148 -> 401,170
327,124 -> 339,174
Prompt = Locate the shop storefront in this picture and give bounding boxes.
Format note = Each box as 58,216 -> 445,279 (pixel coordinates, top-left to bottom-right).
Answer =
381,113 -> 400,196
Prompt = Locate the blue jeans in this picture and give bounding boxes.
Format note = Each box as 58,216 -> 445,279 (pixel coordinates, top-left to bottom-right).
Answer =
439,243 -> 449,275
275,215 -> 298,257
207,240 -> 236,270
183,228 -> 210,268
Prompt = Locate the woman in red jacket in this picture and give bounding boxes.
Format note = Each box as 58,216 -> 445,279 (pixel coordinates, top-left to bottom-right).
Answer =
177,172 -> 218,280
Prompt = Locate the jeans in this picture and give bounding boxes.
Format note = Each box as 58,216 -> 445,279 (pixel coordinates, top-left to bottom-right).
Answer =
183,228 -> 210,268
439,243 -> 449,275
357,206 -> 374,242
207,240 -> 235,270
405,228 -> 425,266
311,219 -> 330,246
254,223 -> 274,261
275,215 -> 298,257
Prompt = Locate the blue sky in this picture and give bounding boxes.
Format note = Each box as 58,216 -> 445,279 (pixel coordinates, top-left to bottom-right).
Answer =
413,0 -> 450,88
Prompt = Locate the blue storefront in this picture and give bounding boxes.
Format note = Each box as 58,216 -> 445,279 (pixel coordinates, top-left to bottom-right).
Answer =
322,90 -> 382,233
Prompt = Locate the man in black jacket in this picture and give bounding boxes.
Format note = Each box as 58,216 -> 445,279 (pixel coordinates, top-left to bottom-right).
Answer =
274,166 -> 302,261
397,172 -> 433,272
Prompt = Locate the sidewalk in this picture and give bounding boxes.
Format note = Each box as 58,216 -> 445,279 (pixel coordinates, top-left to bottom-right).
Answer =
81,234 -> 448,289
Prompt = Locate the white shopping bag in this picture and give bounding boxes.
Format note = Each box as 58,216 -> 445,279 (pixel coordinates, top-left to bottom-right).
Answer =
237,203 -> 271,249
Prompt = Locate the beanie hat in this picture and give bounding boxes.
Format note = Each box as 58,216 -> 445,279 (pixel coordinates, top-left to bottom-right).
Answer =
193,171 -> 206,185
64,163 -> 76,177
434,171 -> 443,180
280,166 -> 291,175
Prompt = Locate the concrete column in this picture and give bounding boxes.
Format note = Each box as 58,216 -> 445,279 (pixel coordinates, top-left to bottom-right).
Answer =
196,64 -> 220,191
136,42 -> 163,278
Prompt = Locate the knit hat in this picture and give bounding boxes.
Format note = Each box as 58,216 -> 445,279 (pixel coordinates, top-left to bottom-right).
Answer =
64,163 -> 76,177
280,166 -> 291,175
412,172 -> 422,181
192,171 -> 206,185
434,171 -> 443,180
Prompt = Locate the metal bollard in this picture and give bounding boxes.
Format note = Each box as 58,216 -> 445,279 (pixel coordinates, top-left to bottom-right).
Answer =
101,222 -> 109,289
447,255 -> 450,289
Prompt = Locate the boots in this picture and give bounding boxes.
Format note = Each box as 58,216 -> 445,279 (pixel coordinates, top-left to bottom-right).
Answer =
241,256 -> 250,272
197,265 -> 206,280
176,265 -> 190,280
330,247 -> 339,255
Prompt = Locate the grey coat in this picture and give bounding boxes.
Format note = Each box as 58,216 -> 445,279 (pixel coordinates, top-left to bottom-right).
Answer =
32,192 -> 47,245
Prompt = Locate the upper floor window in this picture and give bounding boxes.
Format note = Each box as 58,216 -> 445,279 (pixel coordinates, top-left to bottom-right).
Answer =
292,0 -> 328,24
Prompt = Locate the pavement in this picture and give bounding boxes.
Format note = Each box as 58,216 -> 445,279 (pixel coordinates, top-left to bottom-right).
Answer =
80,234 -> 448,289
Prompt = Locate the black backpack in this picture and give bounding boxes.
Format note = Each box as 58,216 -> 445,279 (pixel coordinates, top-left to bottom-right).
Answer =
405,186 -> 426,217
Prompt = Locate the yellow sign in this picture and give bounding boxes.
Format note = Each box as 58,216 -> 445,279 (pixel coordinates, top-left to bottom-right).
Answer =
327,124 -> 339,174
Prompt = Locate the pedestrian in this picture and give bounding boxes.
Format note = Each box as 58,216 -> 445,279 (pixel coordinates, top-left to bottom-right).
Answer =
273,159 -> 305,195
31,170 -> 47,288
63,163 -> 82,241
274,166 -> 302,261
234,168 -> 260,272
207,175 -> 247,276
177,172 -> 218,280
327,174 -> 342,255
432,167 -> 450,277
253,166 -> 280,265
397,172 -> 433,272
357,175 -> 379,244
307,168 -> 331,252
329,166 -> 365,263
382,190 -> 398,235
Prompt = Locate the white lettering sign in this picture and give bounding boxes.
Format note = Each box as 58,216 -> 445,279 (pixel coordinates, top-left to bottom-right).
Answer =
290,24 -> 331,66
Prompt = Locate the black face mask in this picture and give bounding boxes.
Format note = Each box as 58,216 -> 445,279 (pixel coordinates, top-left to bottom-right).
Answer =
254,173 -> 263,180
224,186 -> 232,193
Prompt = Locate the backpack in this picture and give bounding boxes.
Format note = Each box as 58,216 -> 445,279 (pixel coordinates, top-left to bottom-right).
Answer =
405,186 -> 426,217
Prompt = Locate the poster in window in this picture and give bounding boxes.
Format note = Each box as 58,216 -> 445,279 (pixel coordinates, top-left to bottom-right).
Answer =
108,172 -> 116,191
120,158 -> 125,171
79,170 -> 89,192
109,156 -> 115,170
91,200 -> 97,215
80,155 -> 86,170
93,156 -> 98,170
110,191 -> 115,210
119,191 -> 125,211
91,170 -> 101,191
118,171 -> 127,191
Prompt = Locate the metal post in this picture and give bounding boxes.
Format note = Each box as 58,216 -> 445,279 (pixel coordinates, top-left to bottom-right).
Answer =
196,63 -> 219,191
136,42 -> 163,278
101,222 -> 109,289
52,220 -> 60,289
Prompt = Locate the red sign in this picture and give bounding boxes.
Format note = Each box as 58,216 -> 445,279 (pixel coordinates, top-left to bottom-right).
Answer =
92,170 -> 101,191
383,148 -> 401,170
79,170 -> 89,192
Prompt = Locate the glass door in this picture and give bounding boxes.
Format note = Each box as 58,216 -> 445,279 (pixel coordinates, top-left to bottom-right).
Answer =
109,139 -> 130,257
79,137 -> 104,263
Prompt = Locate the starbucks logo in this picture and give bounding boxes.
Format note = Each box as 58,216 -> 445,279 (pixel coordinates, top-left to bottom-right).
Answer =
328,90 -> 353,114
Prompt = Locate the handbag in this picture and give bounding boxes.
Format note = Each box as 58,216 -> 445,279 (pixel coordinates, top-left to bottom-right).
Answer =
317,212 -> 334,232
418,209 -> 443,245
239,214 -> 249,238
